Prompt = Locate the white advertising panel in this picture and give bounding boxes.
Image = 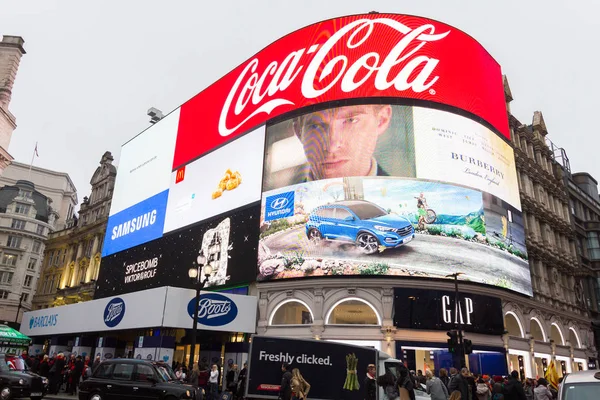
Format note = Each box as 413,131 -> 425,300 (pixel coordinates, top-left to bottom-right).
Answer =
163,126 -> 265,233
109,109 -> 180,216
20,287 -> 168,336
162,287 -> 257,333
413,107 -> 521,210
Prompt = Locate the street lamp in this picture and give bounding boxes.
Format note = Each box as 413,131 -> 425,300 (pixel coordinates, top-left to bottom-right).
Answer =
445,272 -> 465,368
187,258 -> 213,371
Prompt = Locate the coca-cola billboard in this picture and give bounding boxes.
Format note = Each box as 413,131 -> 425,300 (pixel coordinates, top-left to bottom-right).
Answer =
174,13 -> 508,169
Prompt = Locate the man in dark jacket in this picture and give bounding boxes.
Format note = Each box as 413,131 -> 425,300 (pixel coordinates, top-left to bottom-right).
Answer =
364,364 -> 377,400
70,356 -> 84,395
279,363 -> 293,400
448,368 -> 475,400
503,371 -> 526,400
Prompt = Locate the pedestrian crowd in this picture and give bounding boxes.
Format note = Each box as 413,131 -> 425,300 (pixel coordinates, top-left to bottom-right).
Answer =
370,366 -> 561,400
171,360 -> 248,400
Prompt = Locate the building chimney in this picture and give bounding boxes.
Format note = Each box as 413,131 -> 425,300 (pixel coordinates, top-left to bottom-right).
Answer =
0,35 -> 26,110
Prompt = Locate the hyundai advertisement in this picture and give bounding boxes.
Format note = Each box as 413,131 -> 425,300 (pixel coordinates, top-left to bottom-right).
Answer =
258,104 -> 532,296
98,13 -> 530,297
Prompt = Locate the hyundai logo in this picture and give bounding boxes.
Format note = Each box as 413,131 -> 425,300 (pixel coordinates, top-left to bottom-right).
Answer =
270,197 -> 289,210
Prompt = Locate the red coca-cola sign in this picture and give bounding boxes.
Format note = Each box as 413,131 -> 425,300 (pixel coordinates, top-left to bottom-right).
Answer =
174,13 -> 508,169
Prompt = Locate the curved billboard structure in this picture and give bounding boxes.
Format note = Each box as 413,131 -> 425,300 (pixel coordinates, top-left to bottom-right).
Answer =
97,13 -> 532,298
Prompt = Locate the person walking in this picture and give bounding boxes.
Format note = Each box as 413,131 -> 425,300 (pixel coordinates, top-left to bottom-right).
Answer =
426,370 -> 449,400
226,364 -> 238,392
439,368 -> 450,390
532,378 -> 553,400
377,370 -> 399,400
209,364 -> 220,400
503,371 -> 526,400
189,363 -> 200,389
364,364 -> 377,400
279,363 -> 293,400
476,377 -> 491,400
290,368 -> 311,400
39,355 -> 50,378
92,355 -> 101,372
236,362 -> 248,399
50,353 -> 66,394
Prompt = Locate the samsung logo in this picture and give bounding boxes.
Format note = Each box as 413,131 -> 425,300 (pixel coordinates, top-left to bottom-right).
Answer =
111,210 -> 157,240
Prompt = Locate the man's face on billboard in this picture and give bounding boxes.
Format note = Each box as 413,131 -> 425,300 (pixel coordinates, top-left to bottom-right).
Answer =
293,105 -> 392,179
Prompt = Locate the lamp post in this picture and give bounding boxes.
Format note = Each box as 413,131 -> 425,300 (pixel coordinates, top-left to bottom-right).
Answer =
446,272 -> 465,368
187,257 -> 213,371
14,293 -> 25,325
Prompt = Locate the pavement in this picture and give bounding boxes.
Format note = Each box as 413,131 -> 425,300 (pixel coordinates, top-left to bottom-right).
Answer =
44,393 -> 78,400
262,226 -> 533,294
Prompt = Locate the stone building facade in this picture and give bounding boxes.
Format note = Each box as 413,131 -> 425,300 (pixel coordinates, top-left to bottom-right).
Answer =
1,162 -> 78,231
0,180 -> 56,323
32,152 -> 116,309
0,35 -> 26,175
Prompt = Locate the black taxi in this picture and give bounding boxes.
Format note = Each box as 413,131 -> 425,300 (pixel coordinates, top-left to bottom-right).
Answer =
0,354 -> 47,400
78,359 -> 202,400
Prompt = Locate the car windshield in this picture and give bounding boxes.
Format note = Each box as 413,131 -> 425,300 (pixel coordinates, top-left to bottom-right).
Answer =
348,203 -> 387,220
156,364 -> 178,382
561,382 -> 600,399
0,356 -> 28,372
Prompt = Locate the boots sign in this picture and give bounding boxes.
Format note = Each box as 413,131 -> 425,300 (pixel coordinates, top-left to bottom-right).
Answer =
394,288 -> 504,334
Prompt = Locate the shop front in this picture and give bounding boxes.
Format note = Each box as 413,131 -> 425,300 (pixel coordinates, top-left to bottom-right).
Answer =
19,286 -> 257,369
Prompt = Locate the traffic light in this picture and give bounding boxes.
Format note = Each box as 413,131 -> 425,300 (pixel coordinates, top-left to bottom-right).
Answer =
447,330 -> 459,353
464,339 -> 473,355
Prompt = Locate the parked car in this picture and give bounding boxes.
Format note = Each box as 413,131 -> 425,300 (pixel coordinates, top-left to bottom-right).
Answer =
78,359 -> 202,400
306,200 -> 415,254
557,370 -> 600,399
0,354 -> 47,400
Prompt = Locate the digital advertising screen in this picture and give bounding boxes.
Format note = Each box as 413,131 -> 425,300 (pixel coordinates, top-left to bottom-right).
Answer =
257,103 -> 532,296
98,13 -> 531,298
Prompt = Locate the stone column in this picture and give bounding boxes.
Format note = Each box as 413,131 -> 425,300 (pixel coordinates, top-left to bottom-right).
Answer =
257,292 -> 268,335
311,288 -> 324,339
529,335 -> 536,378
503,333 -> 511,373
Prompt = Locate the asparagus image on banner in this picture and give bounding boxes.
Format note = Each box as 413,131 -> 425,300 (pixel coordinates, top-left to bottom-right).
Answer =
343,353 -> 360,391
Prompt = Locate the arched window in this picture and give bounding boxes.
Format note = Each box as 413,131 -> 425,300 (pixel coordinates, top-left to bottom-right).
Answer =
530,318 -> 546,341
326,298 -> 380,325
269,300 -> 314,325
550,323 -> 565,345
569,328 -> 581,348
504,312 -> 524,338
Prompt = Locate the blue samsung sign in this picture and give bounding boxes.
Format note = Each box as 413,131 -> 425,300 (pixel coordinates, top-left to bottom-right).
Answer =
187,293 -> 238,327
102,190 -> 169,257
104,297 -> 126,328
264,191 -> 295,222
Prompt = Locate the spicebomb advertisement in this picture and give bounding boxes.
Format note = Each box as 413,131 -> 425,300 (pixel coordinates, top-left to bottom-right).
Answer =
247,336 -> 376,400
95,204 -> 260,298
393,288 -> 504,335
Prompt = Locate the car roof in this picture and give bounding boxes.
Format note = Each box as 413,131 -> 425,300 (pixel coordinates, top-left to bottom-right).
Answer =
321,200 -> 376,208
562,370 -> 600,383
101,359 -> 166,365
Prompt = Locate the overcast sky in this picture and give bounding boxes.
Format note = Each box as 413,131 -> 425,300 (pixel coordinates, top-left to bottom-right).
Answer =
1,0 -> 598,205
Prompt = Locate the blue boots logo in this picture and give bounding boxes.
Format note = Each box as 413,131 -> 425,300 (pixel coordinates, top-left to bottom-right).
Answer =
187,293 -> 238,326
104,297 -> 126,328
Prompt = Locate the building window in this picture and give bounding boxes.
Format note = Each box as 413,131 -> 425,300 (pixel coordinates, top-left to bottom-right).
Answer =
326,299 -> 380,325
0,272 -> 13,284
22,293 -> 29,302
1,253 -> 17,267
14,204 -> 30,215
32,241 -> 42,253
27,258 -> 37,270
36,225 -> 45,235
587,232 -> 600,261
6,236 -> 22,249
269,300 -> 313,325
11,219 -> 26,230
24,275 -> 33,287
85,239 -> 94,257
19,190 -> 32,199
0,290 -> 8,299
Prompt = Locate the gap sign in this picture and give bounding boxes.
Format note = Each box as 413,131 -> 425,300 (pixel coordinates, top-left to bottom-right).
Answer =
264,191 -> 294,221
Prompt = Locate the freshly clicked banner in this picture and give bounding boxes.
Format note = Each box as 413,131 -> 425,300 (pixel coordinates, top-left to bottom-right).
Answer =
95,205 -> 261,298
174,13 -> 508,170
163,127 -> 265,233
258,104 -> 532,296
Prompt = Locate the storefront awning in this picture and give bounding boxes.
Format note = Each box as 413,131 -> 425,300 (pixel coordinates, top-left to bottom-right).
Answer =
0,324 -> 31,347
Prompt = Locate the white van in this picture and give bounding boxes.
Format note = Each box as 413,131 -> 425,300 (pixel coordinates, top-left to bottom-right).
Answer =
557,370 -> 600,399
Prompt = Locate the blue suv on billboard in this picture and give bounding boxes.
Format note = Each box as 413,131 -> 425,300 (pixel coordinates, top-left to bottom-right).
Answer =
306,200 -> 415,255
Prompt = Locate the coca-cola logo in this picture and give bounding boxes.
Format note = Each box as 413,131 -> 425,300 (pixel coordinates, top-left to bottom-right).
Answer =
187,293 -> 238,326
219,18 -> 450,138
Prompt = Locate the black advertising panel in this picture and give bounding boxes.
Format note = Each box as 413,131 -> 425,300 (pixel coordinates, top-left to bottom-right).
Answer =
95,204 -> 260,298
247,336 -> 377,400
393,288 -> 504,335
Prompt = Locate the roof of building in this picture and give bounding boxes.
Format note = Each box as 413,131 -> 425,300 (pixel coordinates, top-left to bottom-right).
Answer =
0,180 -> 50,222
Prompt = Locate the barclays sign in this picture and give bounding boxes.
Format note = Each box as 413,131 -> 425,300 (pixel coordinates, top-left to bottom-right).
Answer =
104,297 -> 126,328
29,314 -> 58,329
187,293 -> 238,326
